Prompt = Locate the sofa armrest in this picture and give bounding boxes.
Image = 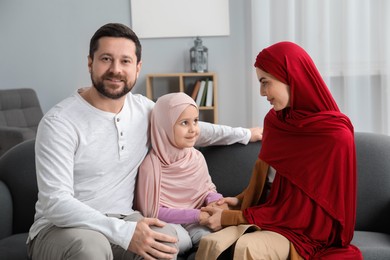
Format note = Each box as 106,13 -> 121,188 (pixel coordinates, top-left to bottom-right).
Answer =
0,126 -> 36,157
0,181 -> 12,240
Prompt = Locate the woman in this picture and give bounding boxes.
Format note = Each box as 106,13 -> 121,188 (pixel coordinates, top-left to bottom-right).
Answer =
197,42 -> 362,259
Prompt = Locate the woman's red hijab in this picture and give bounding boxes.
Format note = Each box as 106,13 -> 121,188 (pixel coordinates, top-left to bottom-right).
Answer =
253,42 -> 357,250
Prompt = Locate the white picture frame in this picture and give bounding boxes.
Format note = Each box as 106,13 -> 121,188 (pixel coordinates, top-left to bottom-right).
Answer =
130,0 -> 230,38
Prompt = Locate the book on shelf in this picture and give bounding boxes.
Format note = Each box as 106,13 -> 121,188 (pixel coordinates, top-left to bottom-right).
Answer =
195,80 -> 206,106
199,79 -> 209,106
205,80 -> 213,107
190,80 -> 201,100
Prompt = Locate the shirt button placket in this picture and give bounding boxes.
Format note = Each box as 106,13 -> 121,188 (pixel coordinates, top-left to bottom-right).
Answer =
115,116 -> 125,153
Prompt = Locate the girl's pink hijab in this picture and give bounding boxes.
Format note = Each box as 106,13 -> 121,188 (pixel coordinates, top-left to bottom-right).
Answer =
135,92 -> 217,218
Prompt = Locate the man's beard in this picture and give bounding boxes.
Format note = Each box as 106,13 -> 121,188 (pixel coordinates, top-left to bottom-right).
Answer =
91,71 -> 136,100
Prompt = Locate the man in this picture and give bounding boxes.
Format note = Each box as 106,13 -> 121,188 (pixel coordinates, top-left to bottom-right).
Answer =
27,23 -> 262,260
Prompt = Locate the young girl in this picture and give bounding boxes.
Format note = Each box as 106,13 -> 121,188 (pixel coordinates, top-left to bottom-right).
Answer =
135,92 -> 225,255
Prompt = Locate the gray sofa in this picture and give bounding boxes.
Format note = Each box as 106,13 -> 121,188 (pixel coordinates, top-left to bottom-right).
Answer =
1,132 -> 390,259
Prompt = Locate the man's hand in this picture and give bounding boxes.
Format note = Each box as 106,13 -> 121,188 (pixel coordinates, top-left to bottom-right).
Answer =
199,206 -> 223,231
128,218 -> 177,260
249,127 -> 263,142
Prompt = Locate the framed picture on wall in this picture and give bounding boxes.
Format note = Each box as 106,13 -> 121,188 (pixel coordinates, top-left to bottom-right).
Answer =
130,0 -> 230,38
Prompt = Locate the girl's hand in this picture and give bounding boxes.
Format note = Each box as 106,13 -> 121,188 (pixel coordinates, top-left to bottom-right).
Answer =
199,211 -> 211,223
199,206 -> 223,231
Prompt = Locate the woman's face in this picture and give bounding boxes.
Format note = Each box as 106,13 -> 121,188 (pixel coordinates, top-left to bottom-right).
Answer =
256,68 -> 291,111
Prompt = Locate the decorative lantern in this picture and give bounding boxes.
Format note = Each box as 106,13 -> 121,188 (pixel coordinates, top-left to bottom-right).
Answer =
190,37 -> 208,73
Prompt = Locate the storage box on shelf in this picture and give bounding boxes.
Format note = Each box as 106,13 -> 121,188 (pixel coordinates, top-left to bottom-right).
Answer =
146,72 -> 218,123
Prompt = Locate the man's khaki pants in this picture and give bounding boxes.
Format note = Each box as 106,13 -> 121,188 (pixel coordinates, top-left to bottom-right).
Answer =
28,212 -> 178,260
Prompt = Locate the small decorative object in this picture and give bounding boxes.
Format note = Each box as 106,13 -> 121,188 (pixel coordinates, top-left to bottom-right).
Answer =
190,37 -> 208,73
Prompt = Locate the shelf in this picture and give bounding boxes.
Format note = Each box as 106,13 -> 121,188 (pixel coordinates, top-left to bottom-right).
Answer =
146,72 -> 218,123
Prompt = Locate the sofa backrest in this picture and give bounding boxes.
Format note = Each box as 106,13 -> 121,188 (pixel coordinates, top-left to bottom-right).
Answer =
201,133 -> 390,235
0,88 -> 43,131
199,142 -> 261,197
354,132 -> 390,233
0,139 -> 37,235
1,133 -> 388,236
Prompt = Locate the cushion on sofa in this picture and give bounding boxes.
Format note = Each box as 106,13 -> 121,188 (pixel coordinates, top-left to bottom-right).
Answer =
198,142 -> 261,197
352,231 -> 390,259
355,132 -> 390,234
352,132 -> 390,259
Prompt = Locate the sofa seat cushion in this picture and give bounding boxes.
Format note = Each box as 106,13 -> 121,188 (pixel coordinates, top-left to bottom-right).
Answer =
0,233 -> 29,260
352,230 -> 390,260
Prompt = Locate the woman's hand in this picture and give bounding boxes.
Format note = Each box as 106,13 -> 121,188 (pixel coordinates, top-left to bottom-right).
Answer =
216,197 -> 241,209
199,206 -> 224,231
207,200 -> 228,210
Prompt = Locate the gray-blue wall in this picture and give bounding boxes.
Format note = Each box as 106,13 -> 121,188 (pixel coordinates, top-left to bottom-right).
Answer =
0,0 -> 255,127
